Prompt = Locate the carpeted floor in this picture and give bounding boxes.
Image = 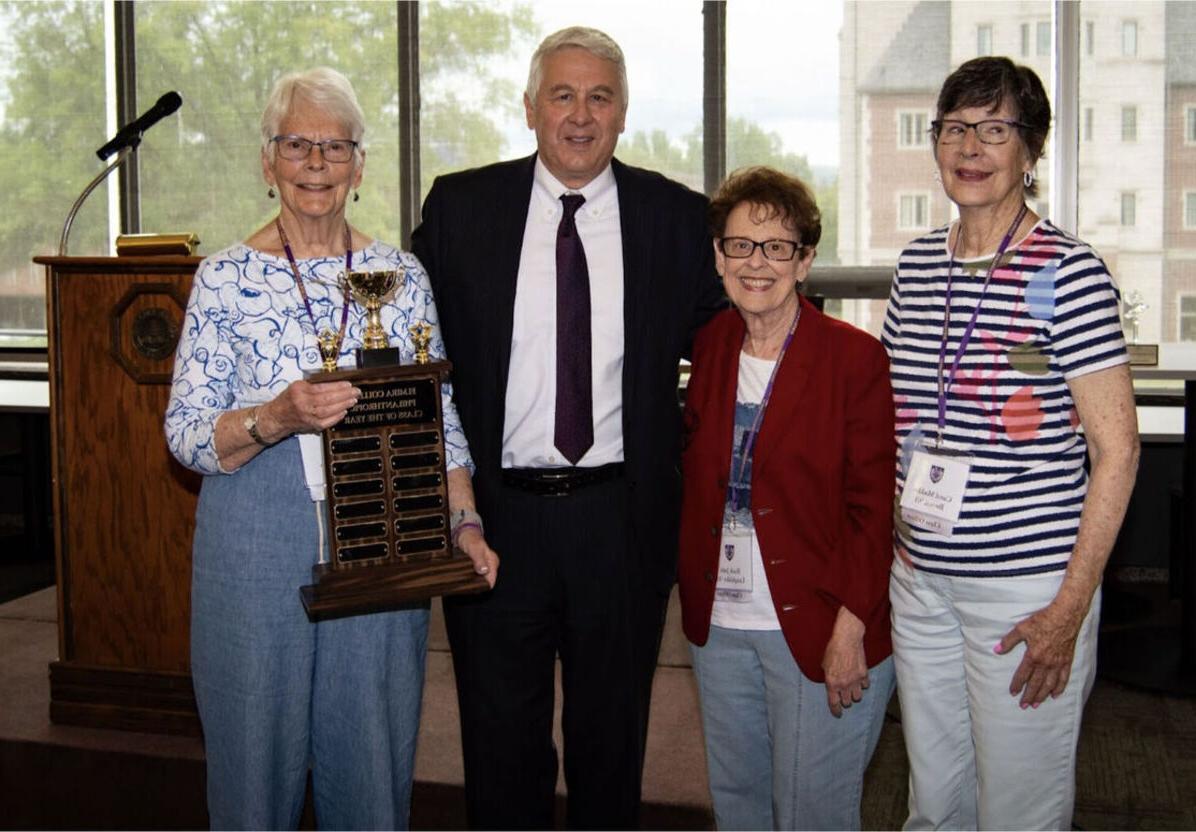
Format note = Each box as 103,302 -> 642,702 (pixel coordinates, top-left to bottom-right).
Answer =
2,569 -> 1195,830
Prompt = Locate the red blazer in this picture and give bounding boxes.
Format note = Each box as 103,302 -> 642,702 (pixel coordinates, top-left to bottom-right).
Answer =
677,299 -> 895,682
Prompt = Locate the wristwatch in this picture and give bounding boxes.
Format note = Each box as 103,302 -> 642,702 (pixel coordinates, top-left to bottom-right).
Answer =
243,407 -> 269,447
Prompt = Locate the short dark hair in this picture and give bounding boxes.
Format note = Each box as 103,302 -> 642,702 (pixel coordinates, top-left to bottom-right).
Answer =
936,56 -> 1051,196
708,166 -> 822,250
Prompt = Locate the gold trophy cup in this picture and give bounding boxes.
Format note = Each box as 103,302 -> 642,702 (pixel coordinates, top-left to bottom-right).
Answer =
346,269 -> 399,351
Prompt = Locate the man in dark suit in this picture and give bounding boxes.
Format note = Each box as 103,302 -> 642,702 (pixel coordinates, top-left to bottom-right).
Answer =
411,25 -> 724,830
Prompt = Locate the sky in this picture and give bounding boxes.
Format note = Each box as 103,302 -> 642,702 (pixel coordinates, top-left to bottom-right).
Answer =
493,0 -> 845,168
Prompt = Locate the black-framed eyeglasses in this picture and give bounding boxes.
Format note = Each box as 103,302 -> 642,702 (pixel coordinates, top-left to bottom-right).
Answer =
718,237 -> 803,261
271,135 -> 359,163
930,118 -> 1029,146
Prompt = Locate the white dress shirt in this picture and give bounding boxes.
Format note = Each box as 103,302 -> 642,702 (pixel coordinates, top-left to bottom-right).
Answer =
502,158 -> 625,469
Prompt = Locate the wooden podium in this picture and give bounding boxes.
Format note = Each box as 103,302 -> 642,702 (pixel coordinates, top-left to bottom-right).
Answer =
35,255 -> 203,735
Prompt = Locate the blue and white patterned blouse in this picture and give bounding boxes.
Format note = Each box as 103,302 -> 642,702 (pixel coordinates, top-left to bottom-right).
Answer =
165,240 -> 474,477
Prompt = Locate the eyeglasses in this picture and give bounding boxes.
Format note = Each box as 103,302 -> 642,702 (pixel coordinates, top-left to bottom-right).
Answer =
272,135 -> 359,163
931,119 -> 1029,146
718,237 -> 803,261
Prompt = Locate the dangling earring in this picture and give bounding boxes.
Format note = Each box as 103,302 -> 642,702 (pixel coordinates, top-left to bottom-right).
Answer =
267,187 -> 275,199
934,169 -> 942,184
353,190 -> 360,203
1023,170 -> 1035,188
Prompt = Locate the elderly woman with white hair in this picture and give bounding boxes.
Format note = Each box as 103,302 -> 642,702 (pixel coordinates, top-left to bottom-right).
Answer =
165,67 -> 497,830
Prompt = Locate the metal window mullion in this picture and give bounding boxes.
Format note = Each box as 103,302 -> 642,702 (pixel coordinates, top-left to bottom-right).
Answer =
702,0 -> 725,196
1053,0 -> 1080,234
114,0 -> 139,234
397,0 -> 420,249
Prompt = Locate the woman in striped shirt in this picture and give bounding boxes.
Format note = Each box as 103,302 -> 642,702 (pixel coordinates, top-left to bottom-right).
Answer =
883,57 -> 1139,830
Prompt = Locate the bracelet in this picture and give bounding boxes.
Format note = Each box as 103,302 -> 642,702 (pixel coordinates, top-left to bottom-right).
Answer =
450,508 -> 484,548
452,522 -> 482,548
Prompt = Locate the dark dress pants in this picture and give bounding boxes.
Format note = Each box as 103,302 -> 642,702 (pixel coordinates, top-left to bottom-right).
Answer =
443,476 -> 669,830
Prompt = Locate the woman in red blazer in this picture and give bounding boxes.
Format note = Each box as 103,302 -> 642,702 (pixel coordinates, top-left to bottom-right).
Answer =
678,167 -> 896,831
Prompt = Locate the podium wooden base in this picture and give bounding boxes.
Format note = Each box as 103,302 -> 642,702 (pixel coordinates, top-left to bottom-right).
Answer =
300,552 -> 488,620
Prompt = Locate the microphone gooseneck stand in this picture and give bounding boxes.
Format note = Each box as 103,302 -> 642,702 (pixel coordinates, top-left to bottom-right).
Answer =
58,141 -> 138,256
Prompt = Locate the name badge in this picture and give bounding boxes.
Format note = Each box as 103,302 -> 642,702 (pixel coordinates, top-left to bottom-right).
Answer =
716,527 -> 753,602
899,448 -> 970,535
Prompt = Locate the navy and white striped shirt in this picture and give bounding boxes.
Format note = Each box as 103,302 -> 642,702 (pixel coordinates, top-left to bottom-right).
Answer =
882,219 -> 1128,577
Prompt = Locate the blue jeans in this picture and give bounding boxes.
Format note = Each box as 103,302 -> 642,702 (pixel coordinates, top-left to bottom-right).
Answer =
191,439 -> 429,830
690,626 -> 894,831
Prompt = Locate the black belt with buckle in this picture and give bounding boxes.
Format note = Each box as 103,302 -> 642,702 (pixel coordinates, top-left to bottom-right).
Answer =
501,462 -> 625,497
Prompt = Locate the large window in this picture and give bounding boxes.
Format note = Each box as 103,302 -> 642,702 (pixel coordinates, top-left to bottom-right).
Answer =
0,1 -> 107,340
5,0 -> 1196,355
133,2 -> 403,253
1078,1 -> 1192,346
421,1 -> 704,201
726,2 -> 842,264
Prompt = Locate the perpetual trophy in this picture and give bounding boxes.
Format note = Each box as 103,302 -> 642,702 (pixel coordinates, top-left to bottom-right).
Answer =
299,269 -> 489,619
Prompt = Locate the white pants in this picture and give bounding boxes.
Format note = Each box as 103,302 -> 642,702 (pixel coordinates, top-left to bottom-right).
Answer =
889,557 -> 1100,831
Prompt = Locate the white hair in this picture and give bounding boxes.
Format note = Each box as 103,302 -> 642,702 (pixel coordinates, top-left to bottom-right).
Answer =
525,26 -> 628,110
260,66 -> 365,163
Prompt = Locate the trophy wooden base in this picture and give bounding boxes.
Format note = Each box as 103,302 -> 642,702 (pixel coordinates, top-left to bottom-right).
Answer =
1127,343 -> 1159,366
300,550 -> 489,620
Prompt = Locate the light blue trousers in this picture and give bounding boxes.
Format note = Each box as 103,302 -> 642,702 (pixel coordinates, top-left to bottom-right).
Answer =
191,438 -> 428,830
690,625 -> 895,831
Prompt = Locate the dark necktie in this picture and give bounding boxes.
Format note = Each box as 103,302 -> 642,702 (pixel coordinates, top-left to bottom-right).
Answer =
555,193 -> 593,465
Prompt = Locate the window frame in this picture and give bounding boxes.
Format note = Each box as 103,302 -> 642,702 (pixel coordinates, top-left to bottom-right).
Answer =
897,192 -> 932,231
1178,293 -> 1196,342
1184,190 -> 1196,230
897,110 -> 930,149
977,23 -> 993,57
1122,19 -> 1138,57
1036,20 -> 1051,56
1121,105 -> 1138,142
1121,191 -> 1137,227
1185,105 -> 1196,146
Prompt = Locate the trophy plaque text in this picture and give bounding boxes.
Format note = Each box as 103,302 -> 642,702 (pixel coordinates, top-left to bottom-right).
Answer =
298,268 -> 488,619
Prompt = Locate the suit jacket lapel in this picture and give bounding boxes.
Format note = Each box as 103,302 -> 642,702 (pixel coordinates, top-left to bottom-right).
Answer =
751,295 -> 821,477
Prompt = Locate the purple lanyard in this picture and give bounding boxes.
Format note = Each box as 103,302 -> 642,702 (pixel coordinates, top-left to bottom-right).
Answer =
733,301 -> 802,487
935,203 -> 1028,446
275,218 -> 353,338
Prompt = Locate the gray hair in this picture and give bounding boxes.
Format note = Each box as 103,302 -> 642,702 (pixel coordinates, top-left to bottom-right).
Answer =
525,26 -> 628,110
260,67 -> 365,163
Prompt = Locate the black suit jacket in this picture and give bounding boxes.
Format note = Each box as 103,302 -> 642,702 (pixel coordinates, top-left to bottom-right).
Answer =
411,154 -> 725,591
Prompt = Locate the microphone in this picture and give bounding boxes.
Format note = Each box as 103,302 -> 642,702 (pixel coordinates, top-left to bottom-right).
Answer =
95,91 -> 183,160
